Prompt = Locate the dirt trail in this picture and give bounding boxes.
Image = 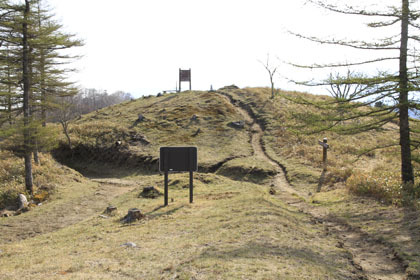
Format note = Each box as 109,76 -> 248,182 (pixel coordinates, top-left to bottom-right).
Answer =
217,91 -> 406,280
0,178 -> 137,244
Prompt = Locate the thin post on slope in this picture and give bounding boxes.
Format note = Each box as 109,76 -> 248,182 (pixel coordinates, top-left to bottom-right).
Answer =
317,138 -> 329,192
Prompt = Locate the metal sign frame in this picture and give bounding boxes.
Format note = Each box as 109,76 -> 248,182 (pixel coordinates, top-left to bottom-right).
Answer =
159,146 -> 197,206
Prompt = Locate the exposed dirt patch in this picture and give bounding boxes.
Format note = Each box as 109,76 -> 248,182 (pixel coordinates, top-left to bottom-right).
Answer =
218,91 -> 407,280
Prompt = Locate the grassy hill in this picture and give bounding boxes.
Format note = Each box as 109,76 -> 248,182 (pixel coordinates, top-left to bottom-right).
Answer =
219,87 -> 420,203
1,87 -> 419,279
58,90 -> 252,173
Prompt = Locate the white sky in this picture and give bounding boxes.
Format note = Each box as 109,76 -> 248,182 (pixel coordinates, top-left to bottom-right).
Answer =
45,0 -> 412,98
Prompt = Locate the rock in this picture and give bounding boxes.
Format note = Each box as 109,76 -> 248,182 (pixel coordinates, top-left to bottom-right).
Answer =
137,114 -> 145,122
190,114 -> 199,121
18,194 -> 28,209
139,186 -> 162,199
132,114 -> 146,127
121,242 -> 137,248
121,208 -> 144,223
227,121 -> 245,129
104,206 -> 117,215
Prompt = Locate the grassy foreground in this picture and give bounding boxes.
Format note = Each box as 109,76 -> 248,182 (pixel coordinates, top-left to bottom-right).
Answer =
0,172 -> 357,279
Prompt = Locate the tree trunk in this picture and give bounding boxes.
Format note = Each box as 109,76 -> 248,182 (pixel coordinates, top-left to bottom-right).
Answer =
61,120 -> 72,150
23,0 -> 33,194
399,0 -> 414,187
6,46 -> 13,126
33,142 -> 39,165
38,3 -> 47,128
271,78 -> 274,99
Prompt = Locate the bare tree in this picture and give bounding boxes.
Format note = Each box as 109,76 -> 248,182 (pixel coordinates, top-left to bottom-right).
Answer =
57,96 -> 75,151
259,54 -> 279,99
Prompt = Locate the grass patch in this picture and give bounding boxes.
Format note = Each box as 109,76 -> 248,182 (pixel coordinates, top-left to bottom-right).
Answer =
220,87 -> 420,201
0,173 -> 357,279
311,188 -> 420,277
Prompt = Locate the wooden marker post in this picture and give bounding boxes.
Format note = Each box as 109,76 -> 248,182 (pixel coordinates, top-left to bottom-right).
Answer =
317,138 -> 329,192
318,138 -> 329,170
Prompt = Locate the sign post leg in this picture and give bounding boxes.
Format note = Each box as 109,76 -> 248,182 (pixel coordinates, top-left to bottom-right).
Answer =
189,171 -> 193,203
164,171 -> 168,206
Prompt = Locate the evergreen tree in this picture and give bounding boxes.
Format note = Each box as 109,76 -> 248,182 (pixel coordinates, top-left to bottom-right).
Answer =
288,0 -> 419,193
0,0 -> 82,194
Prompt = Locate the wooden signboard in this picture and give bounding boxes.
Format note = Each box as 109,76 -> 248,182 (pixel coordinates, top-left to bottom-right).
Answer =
179,68 -> 191,92
159,146 -> 197,172
159,146 -> 197,206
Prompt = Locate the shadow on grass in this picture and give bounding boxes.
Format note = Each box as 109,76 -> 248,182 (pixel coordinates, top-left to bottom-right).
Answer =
402,207 -> 420,278
197,241 -> 352,277
147,205 -> 184,219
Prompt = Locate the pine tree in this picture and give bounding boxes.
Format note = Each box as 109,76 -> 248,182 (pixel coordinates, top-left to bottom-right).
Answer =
0,0 -> 82,194
288,0 -> 419,193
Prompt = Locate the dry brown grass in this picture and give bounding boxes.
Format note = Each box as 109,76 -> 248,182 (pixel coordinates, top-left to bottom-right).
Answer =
0,150 -> 82,209
1,87 -> 419,278
66,91 -> 253,171
221,87 -> 420,200
0,173 -> 357,279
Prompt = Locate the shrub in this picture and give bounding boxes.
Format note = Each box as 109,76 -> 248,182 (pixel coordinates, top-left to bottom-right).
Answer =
346,170 -> 404,205
0,188 -> 22,209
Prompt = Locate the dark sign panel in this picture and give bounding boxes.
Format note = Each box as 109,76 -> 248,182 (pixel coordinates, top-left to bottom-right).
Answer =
179,69 -> 191,82
159,146 -> 197,172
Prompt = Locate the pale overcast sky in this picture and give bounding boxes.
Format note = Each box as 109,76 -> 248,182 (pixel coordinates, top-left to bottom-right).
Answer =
46,0 -> 411,98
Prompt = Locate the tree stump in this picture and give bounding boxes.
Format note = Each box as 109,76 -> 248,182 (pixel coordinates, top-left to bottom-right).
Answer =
104,206 -> 117,215
122,208 -> 144,223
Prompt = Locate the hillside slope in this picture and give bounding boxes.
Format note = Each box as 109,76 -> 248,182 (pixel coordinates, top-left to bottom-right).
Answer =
1,87 -> 419,279
57,90 -> 253,173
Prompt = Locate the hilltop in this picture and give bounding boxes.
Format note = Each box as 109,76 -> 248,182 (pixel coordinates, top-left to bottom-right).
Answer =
0,87 -> 419,279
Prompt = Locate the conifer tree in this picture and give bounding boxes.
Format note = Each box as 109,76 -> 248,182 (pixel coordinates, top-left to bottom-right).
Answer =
289,0 -> 419,193
0,0 -> 82,194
